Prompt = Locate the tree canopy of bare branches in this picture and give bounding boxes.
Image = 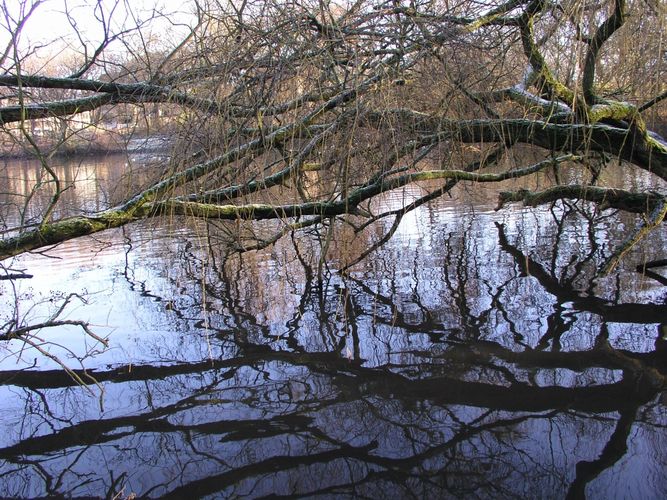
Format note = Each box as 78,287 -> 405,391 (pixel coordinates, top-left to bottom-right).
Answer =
1,0 -> 665,272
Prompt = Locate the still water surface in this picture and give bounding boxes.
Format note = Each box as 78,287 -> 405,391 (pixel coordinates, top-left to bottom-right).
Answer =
0,155 -> 666,498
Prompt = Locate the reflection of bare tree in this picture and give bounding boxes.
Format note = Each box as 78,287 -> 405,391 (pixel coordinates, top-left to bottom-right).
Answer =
1,194 -> 666,497
566,404 -> 640,500
0,342 -> 663,497
495,221 -> 667,328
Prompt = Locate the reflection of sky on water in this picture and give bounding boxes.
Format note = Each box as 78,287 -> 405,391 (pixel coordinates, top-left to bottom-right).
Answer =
0,157 -> 666,497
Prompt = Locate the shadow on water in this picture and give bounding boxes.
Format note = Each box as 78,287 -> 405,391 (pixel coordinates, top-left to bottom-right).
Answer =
0,158 -> 666,498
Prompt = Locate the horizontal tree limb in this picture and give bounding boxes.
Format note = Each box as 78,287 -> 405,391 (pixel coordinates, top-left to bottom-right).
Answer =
362,110 -> 666,179
0,154 -> 577,259
0,74 -> 346,124
497,185 -> 665,213
0,273 -> 32,280
434,118 -> 667,180
475,86 -> 572,115
0,94 -> 114,123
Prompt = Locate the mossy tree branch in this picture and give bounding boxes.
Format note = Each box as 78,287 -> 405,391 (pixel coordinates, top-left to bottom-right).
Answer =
497,185 -> 665,214
0,154 -> 585,260
1,0 -> 666,273
582,0 -> 626,106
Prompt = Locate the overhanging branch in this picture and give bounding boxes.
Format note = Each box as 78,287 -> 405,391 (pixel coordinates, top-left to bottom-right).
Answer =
497,185 -> 665,214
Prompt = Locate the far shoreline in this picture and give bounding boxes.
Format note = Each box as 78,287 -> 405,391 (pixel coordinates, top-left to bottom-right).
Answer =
0,133 -> 171,160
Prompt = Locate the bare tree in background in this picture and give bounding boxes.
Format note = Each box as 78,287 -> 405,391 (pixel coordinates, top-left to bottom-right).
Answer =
0,0 -> 666,342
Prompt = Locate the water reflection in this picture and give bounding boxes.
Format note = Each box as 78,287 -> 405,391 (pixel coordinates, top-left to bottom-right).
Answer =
0,153 -> 158,230
0,158 -> 666,498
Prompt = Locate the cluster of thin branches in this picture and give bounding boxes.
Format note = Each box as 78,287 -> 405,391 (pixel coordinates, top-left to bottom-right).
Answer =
0,0 -> 665,353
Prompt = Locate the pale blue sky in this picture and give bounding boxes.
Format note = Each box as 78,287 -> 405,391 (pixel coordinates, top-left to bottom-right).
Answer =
2,0 -> 195,66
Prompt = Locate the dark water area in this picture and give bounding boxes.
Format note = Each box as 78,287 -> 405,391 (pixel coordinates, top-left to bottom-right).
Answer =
0,155 -> 666,498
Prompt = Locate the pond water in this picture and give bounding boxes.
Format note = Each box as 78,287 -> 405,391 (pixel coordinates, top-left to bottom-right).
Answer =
0,154 -> 666,498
